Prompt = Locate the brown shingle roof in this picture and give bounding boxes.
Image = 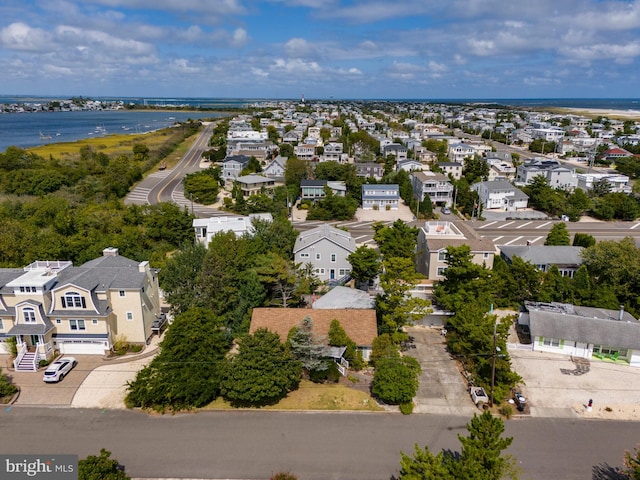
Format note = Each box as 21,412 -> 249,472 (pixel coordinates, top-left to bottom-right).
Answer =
249,308 -> 377,346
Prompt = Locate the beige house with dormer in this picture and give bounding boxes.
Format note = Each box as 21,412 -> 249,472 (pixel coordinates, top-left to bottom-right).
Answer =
0,248 -> 161,371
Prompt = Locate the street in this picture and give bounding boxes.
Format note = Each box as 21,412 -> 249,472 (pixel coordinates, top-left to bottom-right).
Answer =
0,407 -> 636,480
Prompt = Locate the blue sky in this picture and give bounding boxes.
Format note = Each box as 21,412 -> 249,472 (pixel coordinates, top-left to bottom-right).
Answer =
1,0 -> 639,99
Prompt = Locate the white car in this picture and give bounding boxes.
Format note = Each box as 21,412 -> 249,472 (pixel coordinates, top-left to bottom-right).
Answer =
42,357 -> 77,383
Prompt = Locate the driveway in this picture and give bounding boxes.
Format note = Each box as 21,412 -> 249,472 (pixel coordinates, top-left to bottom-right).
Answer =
1,335 -> 161,408
2,355 -> 105,406
404,326 -> 478,416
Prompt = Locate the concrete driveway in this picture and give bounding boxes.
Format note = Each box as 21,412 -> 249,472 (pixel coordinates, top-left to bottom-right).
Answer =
404,326 -> 478,416
2,355 -> 105,406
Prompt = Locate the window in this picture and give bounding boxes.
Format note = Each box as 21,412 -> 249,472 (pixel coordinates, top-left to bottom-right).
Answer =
126,312 -> 134,321
69,319 -> 86,331
119,290 -> 126,297
23,308 -> 36,323
56,319 -> 61,324
331,253 -> 336,262
0,319 -> 3,330
300,253 -> 310,258
437,267 -> 447,276
542,337 -> 560,347
92,319 -> 98,325
483,252 -> 490,259
314,268 -> 325,275
62,292 -> 85,309
438,251 -> 448,261
315,253 -> 321,260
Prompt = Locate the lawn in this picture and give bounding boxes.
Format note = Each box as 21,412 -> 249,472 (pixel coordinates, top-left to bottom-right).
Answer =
204,380 -> 383,412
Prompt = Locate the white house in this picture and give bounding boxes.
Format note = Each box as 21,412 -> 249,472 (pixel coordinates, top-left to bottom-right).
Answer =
472,180 -> 529,211
521,301 -> 640,367
361,184 -> 400,210
193,214 -> 273,245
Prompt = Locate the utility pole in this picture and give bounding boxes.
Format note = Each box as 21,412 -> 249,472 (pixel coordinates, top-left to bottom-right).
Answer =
490,305 -> 497,407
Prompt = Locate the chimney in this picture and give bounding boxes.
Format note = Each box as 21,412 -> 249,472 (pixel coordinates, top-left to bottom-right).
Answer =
619,305 -> 625,321
138,260 -> 149,273
103,247 -> 119,257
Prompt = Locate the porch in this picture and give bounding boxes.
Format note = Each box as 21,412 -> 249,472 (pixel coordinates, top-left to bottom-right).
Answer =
6,327 -> 55,372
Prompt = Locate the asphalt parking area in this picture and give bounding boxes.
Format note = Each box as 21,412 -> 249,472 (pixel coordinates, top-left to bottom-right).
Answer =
2,355 -> 105,406
404,326 -> 478,416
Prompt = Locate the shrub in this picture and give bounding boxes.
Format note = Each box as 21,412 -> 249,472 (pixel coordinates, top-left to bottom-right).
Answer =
498,404 -> 513,419
372,356 -> 421,405
309,361 -> 340,384
400,402 -> 414,415
271,473 -> 297,480
38,359 -> 50,368
0,369 -> 18,401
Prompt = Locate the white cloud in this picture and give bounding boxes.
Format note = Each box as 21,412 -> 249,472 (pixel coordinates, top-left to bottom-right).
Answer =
271,58 -> 322,74
0,22 -> 52,52
428,61 -> 447,73
284,38 -> 318,58
231,28 -> 248,48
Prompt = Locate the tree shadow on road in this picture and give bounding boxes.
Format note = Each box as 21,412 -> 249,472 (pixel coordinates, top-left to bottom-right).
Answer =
592,462 -> 626,480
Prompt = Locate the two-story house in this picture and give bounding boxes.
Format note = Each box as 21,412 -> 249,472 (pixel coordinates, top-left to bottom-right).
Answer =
516,158 -> 578,190
222,155 -> 251,180
447,143 -> 475,162
472,180 -> 529,211
293,224 -> 356,282
382,143 -> 408,161
361,184 -> 400,210
411,171 -> 454,208
263,155 -> 287,179
0,248 -> 161,371
234,174 -> 277,197
415,221 -> 497,285
438,161 -> 463,180
294,144 -> 316,160
355,162 -> 385,180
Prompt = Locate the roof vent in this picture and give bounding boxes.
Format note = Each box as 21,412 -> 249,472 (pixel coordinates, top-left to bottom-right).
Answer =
103,247 -> 119,257
619,305 -> 625,321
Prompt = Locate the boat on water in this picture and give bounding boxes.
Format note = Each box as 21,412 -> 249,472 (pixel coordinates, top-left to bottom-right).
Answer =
39,131 -> 52,140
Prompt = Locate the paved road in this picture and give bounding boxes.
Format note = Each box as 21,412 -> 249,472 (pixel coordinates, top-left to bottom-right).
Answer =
0,407 -> 635,480
125,121 -> 227,217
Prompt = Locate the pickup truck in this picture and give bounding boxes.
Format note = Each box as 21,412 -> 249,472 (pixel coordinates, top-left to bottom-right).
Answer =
470,386 -> 489,407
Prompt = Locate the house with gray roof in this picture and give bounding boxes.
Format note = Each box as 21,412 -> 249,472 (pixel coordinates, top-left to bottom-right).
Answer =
499,245 -> 584,277
362,184 -> 400,210
472,180 -> 529,211
520,301 -> 640,366
222,155 -> 251,180
293,224 -> 356,282
0,248 -> 161,370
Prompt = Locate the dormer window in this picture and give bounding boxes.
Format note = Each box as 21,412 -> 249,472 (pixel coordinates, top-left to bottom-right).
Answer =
23,308 -> 36,323
62,292 -> 86,309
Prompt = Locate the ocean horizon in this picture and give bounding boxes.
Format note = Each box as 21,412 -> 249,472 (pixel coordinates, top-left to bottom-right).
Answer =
1,95 -> 640,110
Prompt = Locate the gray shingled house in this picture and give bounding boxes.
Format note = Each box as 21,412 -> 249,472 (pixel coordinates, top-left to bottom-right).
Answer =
521,301 -> 640,367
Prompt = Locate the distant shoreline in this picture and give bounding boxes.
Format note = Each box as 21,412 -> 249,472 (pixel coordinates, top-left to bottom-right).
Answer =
535,106 -> 640,120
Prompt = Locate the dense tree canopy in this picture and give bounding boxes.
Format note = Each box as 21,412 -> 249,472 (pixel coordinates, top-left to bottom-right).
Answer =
125,307 -> 231,412
220,329 -> 301,407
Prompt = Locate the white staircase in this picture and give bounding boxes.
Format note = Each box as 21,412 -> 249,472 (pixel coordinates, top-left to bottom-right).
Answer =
13,345 -> 39,372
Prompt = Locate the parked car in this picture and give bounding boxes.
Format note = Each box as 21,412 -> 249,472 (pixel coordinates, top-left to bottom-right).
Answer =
42,357 -> 77,383
441,206 -> 451,215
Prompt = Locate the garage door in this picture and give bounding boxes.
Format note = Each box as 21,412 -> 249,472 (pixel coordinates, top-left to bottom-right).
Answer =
57,341 -> 107,355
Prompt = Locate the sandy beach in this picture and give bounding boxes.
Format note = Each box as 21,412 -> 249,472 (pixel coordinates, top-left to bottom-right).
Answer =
546,106 -> 640,120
